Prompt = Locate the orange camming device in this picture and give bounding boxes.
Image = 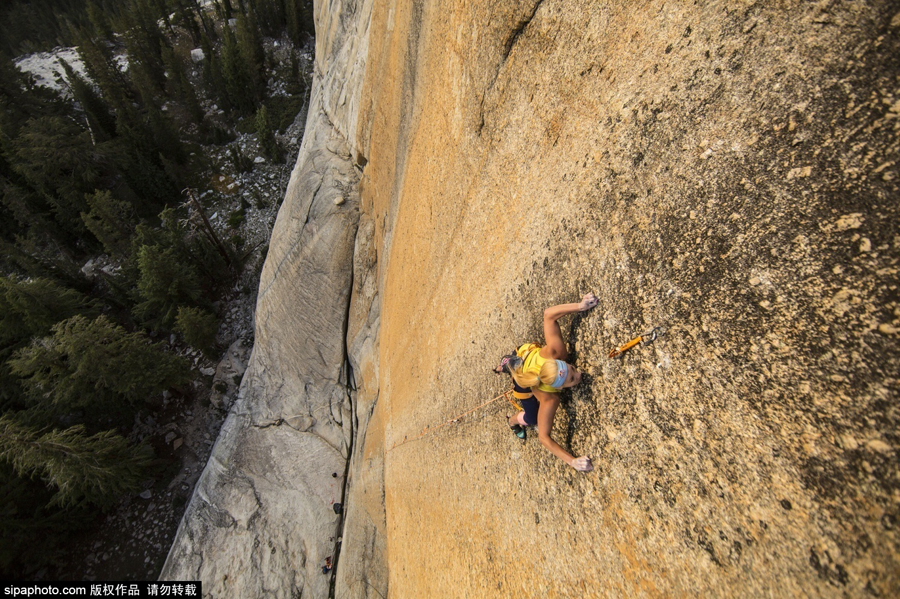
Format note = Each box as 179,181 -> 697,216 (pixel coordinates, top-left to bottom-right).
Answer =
608,327 -> 658,358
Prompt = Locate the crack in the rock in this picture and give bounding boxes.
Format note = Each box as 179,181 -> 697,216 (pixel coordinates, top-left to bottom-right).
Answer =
502,0 -> 543,63
242,475 -> 264,531
257,172 -> 323,304
326,226 -> 362,599
479,0 -> 544,135
194,544 -> 204,582
251,417 -> 287,429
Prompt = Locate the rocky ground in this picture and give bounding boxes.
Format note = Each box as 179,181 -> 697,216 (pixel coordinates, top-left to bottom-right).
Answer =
14,37 -> 313,582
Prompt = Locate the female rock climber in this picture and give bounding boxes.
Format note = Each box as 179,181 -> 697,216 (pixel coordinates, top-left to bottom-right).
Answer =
495,293 -> 598,472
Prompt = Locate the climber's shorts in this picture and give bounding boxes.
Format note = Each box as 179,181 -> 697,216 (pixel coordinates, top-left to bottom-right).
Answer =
511,380 -> 539,426
520,397 -> 539,426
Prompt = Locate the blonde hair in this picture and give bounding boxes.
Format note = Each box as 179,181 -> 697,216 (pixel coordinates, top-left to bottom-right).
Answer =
510,360 -> 560,389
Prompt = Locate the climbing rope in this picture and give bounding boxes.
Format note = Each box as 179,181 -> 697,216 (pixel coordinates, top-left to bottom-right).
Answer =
388,389 -> 516,452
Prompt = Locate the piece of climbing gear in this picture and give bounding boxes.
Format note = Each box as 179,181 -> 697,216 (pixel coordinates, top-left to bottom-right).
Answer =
608,327 -> 659,358
506,392 -> 523,413
389,389 -> 516,451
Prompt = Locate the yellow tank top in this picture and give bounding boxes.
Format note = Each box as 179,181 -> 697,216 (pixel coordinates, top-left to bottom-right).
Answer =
516,343 -> 560,394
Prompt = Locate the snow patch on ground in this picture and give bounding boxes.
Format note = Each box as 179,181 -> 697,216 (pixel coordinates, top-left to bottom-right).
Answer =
15,47 -> 88,96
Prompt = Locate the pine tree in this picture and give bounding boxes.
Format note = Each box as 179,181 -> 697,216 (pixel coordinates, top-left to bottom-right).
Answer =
255,104 -> 280,161
0,461 -> 95,574
249,0 -> 284,37
284,0 -> 303,46
229,145 -> 253,173
74,28 -> 132,114
161,43 -> 204,124
0,237 -> 88,292
85,0 -> 115,41
58,58 -> 117,143
294,0 -> 315,41
0,58 -> 45,132
175,306 -> 219,358
81,190 -> 135,256
0,277 -> 96,347
199,31 -> 229,111
220,24 -> 255,115
179,201 -> 238,287
9,314 -> 191,411
235,10 -> 266,99
0,415 -> 153,507
133,243 -> 202,329
216,0 -> 234,20
137,83 -> 187,166
0,55 -> 74,148
286,51 -> 304,96
121,0 -> 168,96
150,0 -> 174,36
101,132 -> 176,212
196,2 -> 218,41
172,0 -> 201,45
0,276 -> 93,412
0,175 -> 60,243
90,60 -> 183,209
0,0 -> 127,56
9,116 -> 99,235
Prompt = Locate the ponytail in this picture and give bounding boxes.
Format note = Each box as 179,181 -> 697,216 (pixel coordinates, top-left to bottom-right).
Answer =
511,368 -> 539,389
510,360 -> 559,389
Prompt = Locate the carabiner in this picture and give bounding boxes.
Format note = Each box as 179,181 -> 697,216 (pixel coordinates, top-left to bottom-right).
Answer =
641,327 -> 659,344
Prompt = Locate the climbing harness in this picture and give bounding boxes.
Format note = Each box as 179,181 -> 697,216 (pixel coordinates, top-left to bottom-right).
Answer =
608,327 -> 659,358
389,389 -> 516,452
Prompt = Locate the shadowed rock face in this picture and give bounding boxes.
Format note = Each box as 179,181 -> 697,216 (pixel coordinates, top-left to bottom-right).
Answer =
159,80 -> 362,597
165,1 -> 899,597
161,2 -> 373,595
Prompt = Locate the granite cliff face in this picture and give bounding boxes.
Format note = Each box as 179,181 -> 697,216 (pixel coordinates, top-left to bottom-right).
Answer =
160,70 -> 363,599
164,1 -> 899,596
161,3 -> 373,596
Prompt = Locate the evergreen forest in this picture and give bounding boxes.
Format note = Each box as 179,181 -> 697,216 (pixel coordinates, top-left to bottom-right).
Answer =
0,0 -> 314,578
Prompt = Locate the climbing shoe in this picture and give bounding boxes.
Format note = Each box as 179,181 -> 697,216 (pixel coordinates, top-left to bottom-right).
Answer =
510,424 -> 526,440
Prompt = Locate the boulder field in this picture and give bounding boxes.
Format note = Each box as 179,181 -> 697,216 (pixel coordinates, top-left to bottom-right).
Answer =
163,1 -> 899,596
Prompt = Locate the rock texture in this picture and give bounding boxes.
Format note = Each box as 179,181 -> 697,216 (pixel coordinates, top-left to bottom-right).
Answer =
160,75 -> 361,596
358,0 -> 900,596
165,1 -> 900,597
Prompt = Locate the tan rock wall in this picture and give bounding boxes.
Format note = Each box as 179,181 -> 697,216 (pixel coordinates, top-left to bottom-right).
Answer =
354,0 -> 900,596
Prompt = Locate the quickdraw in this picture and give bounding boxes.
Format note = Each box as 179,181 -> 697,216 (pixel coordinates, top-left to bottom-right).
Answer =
608,327 -> 659,358
506,393 -> 523,412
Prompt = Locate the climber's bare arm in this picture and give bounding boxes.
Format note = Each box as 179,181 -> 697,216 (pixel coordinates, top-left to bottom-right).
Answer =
540,293 -> 598,360
533,390 -> 574,464
533,389 -> 593,472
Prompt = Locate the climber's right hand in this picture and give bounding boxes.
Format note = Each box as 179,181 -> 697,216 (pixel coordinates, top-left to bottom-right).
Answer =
571,456 -> 593,472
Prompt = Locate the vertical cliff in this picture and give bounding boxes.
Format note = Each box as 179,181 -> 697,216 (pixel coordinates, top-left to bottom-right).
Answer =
165,1 -> 899,597
160,50 -> 363,599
